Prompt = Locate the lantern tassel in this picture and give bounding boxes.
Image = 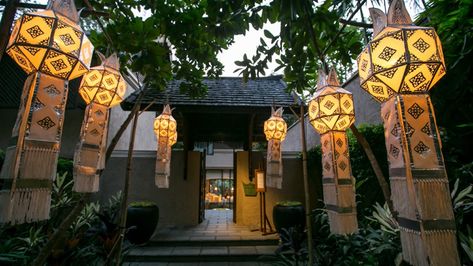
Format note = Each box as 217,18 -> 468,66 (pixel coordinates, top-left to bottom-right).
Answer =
73,103 -> 109,193
321,131 -> 358,234
155,137 -> 172,188
0,73 -> 67,224
382,94 -> 460,265
266,139 -> 283,189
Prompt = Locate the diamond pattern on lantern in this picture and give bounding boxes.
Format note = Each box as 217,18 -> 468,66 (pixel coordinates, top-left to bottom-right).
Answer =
421,123 -> 431,135
26,25 -> 44,38
391,123 -> 400,137
338,161 -> 347,171
264,107 -> 287,141
389,144 -> 400,159
378,47 -> 397,62
336,138 -> 344,148
44,85 -> 60,97
50,59 -> 68,71
413,38 -> 430,53
59,33 -> 75,46
32,99 -> 45,111
409,72 -> 427,88
324,162 -> 331,171
407,103 -> 424,119
324,100 -> 335,110
37,116 -> 56,130
414,141 -> 430,155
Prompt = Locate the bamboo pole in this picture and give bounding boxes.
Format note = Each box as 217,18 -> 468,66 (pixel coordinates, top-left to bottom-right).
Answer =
113,106 -> 140,265
299,104 -> 314,266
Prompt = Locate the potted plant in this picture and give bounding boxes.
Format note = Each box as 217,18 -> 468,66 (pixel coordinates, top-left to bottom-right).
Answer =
272,201 -> 305,234
126,201 -> 159,244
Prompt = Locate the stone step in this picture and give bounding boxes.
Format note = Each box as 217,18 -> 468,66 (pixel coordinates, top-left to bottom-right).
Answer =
147,239 -> 279,247
124,245 -> 279,263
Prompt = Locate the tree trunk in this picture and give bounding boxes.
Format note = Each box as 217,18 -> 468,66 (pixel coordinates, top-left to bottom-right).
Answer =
299,106 -> 314,266
349,124 -> 394,215
32,88 -> 147,266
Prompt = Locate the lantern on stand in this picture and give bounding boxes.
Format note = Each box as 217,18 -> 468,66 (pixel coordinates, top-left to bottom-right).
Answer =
73,53 -> 127,192
154,105 -> 177,188
263,107 -> 287,189
308,68 -> 358,234
0,0 -> 93,224
357,0 -> 460,264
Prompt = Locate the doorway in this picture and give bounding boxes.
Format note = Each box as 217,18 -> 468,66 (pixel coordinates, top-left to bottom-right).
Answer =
197,142 -> 239,224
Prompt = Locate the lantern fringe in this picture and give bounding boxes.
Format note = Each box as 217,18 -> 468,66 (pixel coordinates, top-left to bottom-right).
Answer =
382,95 -> 460,265
266,139 -> 282,189
0,73 -> 66,224
73,104 -> 109,193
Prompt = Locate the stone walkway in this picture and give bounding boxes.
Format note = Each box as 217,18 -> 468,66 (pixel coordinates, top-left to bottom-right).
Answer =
152,209 -> 278,241
124,209 -> 279,266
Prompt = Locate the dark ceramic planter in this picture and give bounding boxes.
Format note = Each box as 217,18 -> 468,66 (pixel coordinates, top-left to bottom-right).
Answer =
272,202 -> 306,234
126,205 -> 159,244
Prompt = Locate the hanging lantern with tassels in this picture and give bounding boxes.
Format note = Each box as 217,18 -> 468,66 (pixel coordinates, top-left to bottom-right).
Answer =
0,0 -> 93,224
154,105 -> 177,188
73,53 -> 127,192
357,0 -> 459,264
263,107 -> 287,189
308,68 -> 358,235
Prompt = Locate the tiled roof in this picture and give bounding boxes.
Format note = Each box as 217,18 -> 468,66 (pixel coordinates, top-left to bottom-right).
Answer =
122,75 -> 301,110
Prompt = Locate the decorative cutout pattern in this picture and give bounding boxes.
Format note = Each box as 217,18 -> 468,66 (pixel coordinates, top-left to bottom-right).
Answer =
407,103 -> 424,119
37,116 -> 56,130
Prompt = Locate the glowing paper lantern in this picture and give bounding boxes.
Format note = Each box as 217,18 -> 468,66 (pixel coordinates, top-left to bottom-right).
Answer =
73,53 -> 127,192
154,105 -> 177,188
0,0 -> 93,224
357,0 -> 460,264
263,107 -> 287,189
308,68 -> 358,235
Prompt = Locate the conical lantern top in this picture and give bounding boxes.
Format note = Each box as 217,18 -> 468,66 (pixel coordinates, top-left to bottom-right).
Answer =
47,0 -> 79,23
78,53 -> 127,107
357,0 -> 446,102
154,105 -> 178,146
264,107 -> 287,141
309,68 -> 355,134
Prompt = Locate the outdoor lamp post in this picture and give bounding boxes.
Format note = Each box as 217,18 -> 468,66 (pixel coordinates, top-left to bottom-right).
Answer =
308,68 -> 358,235
154,105 -> 177,188
357,0 -> 460,264
73,53 -> 127,192
0,0 -> 93,224
263,107 -> 287,189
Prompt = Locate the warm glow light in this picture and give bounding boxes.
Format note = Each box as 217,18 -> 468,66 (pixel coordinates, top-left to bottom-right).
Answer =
309,69 -> 355,134
154,105 -> 177,145
357,1 -> 445,102
264,107 -> 287,141
78,53 -> 127,107
6,9 -> 93,80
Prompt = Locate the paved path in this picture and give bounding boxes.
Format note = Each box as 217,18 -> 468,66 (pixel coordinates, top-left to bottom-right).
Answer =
124,209 -> 280,266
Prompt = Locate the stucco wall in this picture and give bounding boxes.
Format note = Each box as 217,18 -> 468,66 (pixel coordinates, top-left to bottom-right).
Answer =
282,75 -> 382,152
97,151 -> 201,228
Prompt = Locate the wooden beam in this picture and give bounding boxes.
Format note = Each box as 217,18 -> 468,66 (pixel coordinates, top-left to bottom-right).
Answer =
0,0 -> 19,61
